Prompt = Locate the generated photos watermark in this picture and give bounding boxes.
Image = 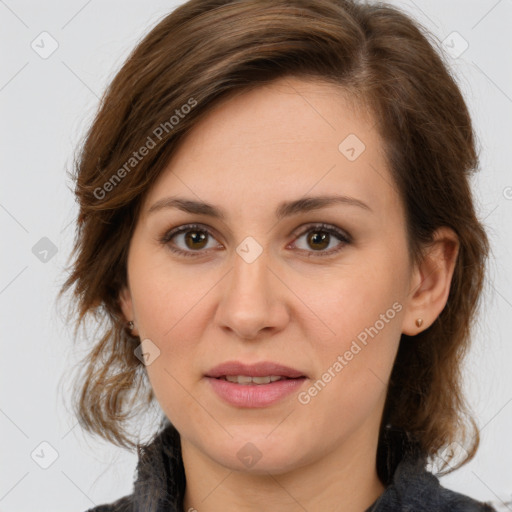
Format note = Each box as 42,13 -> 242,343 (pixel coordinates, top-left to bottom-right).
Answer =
297,301 -> 403,405
93,97 -> 198,200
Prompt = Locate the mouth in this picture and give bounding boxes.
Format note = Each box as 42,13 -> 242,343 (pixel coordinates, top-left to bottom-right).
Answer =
213,375 -> 305,385
204,361 -> 308,407
205,360 -> 307,380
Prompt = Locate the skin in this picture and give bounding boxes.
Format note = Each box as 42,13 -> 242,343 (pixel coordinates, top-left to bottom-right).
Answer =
119,76 -> 459,512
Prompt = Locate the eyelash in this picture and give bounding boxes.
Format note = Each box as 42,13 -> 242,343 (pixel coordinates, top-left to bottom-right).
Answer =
158,222 -> 351,259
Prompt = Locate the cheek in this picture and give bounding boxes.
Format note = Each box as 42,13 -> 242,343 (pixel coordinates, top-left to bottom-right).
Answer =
296,281 -> 403,438
127,254 -> 209,388
315,295 -> 402,383
295,256 -> 405,395
129,245 -> 210,338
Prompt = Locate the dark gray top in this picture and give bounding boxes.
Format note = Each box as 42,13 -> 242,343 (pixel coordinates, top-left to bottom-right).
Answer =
85,420 -> 496,512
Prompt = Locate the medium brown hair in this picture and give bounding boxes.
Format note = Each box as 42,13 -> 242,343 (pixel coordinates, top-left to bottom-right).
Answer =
59,0 -> 489,474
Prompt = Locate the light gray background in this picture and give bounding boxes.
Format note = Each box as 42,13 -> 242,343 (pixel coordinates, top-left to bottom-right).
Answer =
1,0 -> 511,510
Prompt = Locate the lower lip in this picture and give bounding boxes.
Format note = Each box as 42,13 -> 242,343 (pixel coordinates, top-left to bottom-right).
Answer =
205,377 -> 307,407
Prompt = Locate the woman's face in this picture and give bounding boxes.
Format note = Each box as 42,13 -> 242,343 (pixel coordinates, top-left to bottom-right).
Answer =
119,76 -> 421,473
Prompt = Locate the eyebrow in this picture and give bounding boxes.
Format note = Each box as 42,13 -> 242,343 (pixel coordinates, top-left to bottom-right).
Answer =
147,194 -> 372,220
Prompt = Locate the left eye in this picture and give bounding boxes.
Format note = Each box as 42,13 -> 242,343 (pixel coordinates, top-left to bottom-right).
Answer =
160,223 -> 350,258
291,224 -> 350,256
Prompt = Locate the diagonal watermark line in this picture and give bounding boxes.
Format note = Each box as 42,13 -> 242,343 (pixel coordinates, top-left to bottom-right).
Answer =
367,366 -> 386,385
61,0 -> 94,29
265,408 -> 296,438
283,77 -> 336,131
173,171 -> 210,203
198,469 -> 233,504
479,396 -> 512,433
0,266 -> 28,295
60,216 -> 76,234
87,460 -> 115,494
267,473 -> 309,511
163,367 -> 233,438
368,162 -> 394,191
0,62 -> 29,92
472,61 -> 512,106
471,0 -> 503,30
0,472 -> 29,502
61,471 -> 96,506
490,282 -> 512,310
482,204 -> 499,222
0,408 -> 29,439
0,203 -> 29,233
471,470 -> 511,510
0,0 -> 29,28
408,0 -> 439,28
265,265 -> 336,336
61,421 -> 79,440
61,60 -> 100,99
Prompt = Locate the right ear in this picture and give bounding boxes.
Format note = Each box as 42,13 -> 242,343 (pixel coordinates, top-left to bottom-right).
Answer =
118,285 -> 138,336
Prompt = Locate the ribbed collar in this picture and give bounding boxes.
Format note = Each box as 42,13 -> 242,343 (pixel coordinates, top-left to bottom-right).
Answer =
129,420 -> 495,512
132,418 -> 185,511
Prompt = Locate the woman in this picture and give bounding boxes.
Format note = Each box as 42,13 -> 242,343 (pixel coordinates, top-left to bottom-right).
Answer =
59,0 -> 496,510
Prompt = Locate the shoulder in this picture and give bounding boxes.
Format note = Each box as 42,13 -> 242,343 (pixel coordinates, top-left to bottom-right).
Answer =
398,459 -> 497,511
374,427 -> 497,512
392,458 -> 497,511
438,485 -> 497,512
372,443 -> 497,511
83,494 -> 134,512
369,468 -> 498,512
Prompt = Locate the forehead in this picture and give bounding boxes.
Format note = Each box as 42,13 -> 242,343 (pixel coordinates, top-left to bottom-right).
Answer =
142,76 -> 400,221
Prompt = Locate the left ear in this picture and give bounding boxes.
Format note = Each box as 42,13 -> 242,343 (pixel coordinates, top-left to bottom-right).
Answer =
402,226 -> 460,335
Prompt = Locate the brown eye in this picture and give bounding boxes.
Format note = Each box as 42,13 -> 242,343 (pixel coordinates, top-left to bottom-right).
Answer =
183,230 -> 208,250
160,222 -> 351,259
160,224 -> 221,257
292,224 -> 351,257
306,231 -> 330,251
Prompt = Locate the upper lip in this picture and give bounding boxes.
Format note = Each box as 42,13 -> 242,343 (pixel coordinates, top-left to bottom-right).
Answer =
205,361 -> 307,379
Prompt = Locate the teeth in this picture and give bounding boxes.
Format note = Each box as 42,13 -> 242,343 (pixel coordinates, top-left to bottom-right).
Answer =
223,375 -> 285,384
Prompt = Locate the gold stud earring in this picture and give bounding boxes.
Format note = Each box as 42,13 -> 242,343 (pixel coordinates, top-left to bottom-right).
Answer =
415,318 -> 423,328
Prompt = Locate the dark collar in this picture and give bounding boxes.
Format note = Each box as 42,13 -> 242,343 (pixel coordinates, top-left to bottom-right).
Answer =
132,418 -> 185,511
128,420 -> 495,512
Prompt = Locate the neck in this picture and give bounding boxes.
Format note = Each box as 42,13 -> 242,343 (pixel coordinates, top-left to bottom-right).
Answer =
181,426 -> 386,512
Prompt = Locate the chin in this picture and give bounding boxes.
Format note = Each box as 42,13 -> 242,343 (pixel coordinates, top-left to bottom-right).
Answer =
204,432 -> 311,475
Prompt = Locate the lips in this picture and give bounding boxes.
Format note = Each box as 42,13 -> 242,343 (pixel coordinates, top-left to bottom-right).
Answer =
205,360 -> 307,379
205,362 -> 308,407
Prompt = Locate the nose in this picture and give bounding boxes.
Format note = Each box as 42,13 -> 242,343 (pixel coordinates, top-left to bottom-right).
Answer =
214,246 -> 289,341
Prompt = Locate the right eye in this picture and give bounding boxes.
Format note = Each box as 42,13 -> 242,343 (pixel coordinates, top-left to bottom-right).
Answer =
159,223 -> 222,257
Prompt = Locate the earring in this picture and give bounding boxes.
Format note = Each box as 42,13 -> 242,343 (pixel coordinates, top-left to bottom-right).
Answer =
415,318 -> 423,328
127,320 -> 134,330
